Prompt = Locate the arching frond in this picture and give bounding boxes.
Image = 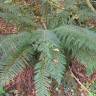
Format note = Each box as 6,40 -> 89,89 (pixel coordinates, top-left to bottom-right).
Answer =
0,32 -> 34,85
54,25 -> 96,74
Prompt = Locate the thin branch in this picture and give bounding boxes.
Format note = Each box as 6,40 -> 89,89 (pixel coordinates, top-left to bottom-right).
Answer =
70,68 -> 90,94
48,0 -> 64,10
86,0 -> 96,13
40,18 -> 47,30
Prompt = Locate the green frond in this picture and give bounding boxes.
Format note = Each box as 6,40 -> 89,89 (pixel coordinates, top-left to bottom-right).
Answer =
42,41 -> 66,85
0,0 -> 96,95
53,25 -> 96,74
0,32 -> 34,85
34,30 -> 66,96
0,30 -> 66,95
36,31 -> 66,83
35,62 -> 50,96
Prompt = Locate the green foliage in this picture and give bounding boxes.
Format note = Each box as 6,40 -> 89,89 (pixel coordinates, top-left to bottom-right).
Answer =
88,92 -> 96,96
0,87 -> 5,94
0,32 -> 34,85
54,25 -> 96,74
0,0 -> 96,96
0,25 -> 96,95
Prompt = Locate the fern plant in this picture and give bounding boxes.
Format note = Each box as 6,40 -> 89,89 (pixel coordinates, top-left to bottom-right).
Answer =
0,0 -> 96,96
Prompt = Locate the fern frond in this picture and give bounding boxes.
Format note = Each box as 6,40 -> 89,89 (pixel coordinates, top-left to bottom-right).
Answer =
0,32 -> 34,85
44,42 -> 66,85
0,3 -> 36,31
0,30 -> 66,95
53,25 -> 96,74
35,62 -> 50,96
33,30 -> 66,96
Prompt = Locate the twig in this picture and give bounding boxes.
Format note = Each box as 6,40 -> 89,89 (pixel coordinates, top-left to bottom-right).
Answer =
86,0 -> 96,13
40,18 -> 47,30
70,68 -> 90,94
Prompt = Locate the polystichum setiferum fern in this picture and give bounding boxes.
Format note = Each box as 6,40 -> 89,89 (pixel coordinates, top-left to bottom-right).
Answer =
0,0 -> 96,96
0,26 -> 96,95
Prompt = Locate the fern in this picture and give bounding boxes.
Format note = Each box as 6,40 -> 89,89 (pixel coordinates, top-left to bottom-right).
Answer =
1,25 -> 95,94
35,62 -> 50,96
31,31 -> 66,96
0,32 -> 34,85
53,25 -> 96,74
0,30 -> 66,96
0,0 -> 96,96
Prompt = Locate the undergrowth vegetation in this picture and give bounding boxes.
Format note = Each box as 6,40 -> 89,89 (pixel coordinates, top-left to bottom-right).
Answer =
0,0 -> 96,96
